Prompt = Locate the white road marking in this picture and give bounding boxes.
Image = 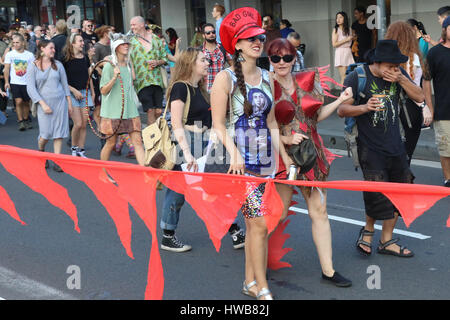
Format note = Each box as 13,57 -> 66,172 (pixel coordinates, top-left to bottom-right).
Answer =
0,266 -> 78,300
329,148 -> 441,169
289,207 -> 431,240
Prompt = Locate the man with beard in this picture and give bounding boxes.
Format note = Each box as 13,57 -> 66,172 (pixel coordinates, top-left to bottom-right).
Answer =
200,23 -> 232,93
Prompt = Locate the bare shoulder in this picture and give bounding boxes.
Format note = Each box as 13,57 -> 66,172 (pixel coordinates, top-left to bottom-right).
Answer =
211,69 -> 231,93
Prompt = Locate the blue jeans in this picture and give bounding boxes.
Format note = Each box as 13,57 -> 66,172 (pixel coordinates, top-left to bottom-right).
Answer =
160,131 -> 207,231
160,130 -> 241,231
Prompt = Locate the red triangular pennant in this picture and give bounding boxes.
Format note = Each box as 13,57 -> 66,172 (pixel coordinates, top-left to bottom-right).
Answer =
160,172 -> 248,252
268,218 -> 293,270
383,192 -> 448,228
0,149 -> 79,232
107,167 -> 164,300
0,185 -> 26,225
57,160 -> 134,259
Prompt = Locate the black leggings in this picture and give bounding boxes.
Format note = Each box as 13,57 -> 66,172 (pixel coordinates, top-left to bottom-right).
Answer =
399,98 -> 423,164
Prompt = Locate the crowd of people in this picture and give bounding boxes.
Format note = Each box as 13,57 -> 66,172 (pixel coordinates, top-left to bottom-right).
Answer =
0,4 -> 449,301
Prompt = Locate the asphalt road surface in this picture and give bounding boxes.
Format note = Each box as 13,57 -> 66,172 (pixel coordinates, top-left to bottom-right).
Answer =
0,112 -> 449,301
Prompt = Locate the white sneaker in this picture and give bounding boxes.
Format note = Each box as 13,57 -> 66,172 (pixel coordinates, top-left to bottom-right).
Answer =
71,147 -> 78,156
76,149 -> 88,158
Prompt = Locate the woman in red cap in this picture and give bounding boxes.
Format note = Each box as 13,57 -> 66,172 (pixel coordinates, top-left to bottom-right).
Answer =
210,7 -> 292,300
269,38 -> 353,287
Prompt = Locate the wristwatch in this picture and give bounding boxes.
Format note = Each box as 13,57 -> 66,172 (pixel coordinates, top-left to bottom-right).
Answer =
419,102 -> 427,109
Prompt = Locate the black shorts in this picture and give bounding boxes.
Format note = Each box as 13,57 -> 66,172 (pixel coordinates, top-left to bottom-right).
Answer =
138,85 -> 163,112
10,84 -> 30,102
357,140 -> 414,220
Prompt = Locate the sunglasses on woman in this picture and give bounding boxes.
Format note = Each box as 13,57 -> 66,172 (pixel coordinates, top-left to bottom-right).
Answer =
245,34 -> 267,43
270,54 -> 295,63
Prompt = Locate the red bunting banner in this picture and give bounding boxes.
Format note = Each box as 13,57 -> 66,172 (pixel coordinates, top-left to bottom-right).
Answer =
0,145 -> 449,300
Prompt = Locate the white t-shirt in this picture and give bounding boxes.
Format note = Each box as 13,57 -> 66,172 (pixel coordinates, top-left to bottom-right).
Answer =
4,50 -> 35,85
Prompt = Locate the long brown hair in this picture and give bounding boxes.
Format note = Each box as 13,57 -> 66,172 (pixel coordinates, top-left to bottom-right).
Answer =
63,33 -> 83,62
385,21 -> 424,81
35,39 -> 58,71
166,47 -> 209,104
233,49 -> 253,117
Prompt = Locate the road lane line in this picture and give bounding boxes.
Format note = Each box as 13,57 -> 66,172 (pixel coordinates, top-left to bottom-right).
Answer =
328,148 -> 441,169
289,207 -> 431,240
0,266 -> 78,300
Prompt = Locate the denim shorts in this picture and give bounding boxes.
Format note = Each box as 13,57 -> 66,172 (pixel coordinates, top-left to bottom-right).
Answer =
357,141 -> 414,220
71,89 -> 93,108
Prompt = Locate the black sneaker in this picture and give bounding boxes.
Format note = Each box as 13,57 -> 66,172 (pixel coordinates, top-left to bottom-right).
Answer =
322,271 -> 352,287
445,180 -> 450,188
161,235 -> 192,253
18,121 -> 26,131
25,118 -> 33,129
231,230 -> 245,249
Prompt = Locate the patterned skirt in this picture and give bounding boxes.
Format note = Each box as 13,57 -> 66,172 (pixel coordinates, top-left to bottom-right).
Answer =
100,117 -> 142,135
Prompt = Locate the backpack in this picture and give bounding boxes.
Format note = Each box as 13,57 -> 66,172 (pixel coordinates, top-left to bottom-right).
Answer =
142,82 -> 191,169
344,63 -> 367,171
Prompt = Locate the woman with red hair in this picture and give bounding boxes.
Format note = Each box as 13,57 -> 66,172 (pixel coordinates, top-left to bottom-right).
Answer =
385,21 -> 433,164
268,38 -> 353,288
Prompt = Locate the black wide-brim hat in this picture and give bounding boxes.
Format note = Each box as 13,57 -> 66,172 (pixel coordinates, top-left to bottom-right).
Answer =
372,40 -> 408,64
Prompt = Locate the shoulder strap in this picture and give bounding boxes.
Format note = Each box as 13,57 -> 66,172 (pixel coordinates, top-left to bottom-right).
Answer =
355,65 -> 367,104
182,82 -> 191,126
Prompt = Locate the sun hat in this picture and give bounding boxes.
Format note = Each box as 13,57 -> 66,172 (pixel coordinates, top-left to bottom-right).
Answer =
219,7 -> 266,55
371,40 -> 408,64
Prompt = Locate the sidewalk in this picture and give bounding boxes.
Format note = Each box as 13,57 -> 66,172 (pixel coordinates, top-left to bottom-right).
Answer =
318,106 -> 440,162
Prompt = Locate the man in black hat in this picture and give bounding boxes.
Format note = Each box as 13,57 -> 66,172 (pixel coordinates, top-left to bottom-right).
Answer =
338,40 -> 424,258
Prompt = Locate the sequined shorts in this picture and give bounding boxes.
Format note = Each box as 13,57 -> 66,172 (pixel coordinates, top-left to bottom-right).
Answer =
241,183 -> 267,219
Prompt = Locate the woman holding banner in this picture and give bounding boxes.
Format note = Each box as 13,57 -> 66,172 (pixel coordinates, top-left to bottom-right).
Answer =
211,7 -> 292,300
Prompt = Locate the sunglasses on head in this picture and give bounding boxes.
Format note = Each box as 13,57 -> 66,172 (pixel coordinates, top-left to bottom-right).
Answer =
204,31 -> 216,35
270,54 -> 295,63
245,34 -> 266,43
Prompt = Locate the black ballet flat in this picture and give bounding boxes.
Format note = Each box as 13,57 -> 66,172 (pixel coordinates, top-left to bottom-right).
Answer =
322,272 -> 352,288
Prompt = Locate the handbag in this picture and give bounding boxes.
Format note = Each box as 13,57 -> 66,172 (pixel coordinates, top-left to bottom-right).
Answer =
143,82 -> 191,169
287,138 -> 317,174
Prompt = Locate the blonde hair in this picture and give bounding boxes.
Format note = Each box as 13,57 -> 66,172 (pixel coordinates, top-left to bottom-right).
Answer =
55,19 -> 67,35
165,47 -> 209,104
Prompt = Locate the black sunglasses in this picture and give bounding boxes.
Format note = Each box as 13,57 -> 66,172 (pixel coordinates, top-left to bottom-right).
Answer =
270,54 -> 295,63
204,31 -> 216,35
245,34 -> 266,43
